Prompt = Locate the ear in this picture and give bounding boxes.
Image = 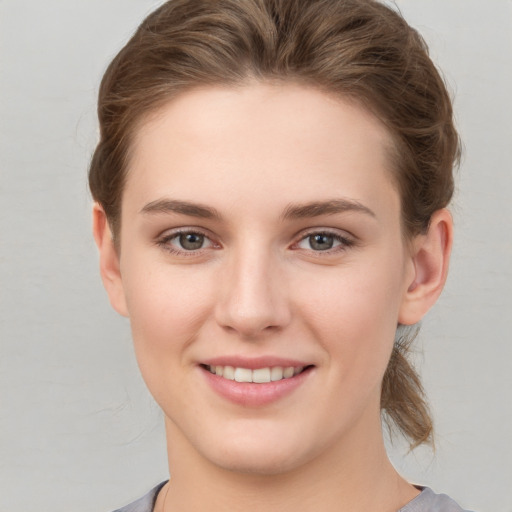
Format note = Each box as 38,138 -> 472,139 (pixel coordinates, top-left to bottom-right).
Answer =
398,208 -> 453,325
92,203 -> 129,317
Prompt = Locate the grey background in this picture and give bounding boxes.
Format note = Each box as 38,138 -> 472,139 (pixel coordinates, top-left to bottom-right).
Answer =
0,1 -> 510,511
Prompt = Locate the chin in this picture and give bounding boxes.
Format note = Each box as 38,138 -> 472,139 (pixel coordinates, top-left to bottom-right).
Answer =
192,423 -> 319,477
209,446 -> 304,476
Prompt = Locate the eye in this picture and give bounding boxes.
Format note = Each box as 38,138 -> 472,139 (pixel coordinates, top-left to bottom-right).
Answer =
295,231 -> 354,252
175,232 -> 208,250
302,233 -> 336,251
158,230 -> 215,254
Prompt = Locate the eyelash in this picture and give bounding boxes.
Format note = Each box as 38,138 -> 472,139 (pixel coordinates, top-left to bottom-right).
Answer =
293,230 -> 356,255
156,228 -> 217,257
156,228 -> 356,257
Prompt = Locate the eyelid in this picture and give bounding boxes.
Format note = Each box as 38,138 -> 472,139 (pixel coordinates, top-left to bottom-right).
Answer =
155,226 -> 356,256
291,228 -> 356,252
156,226 -> 221,255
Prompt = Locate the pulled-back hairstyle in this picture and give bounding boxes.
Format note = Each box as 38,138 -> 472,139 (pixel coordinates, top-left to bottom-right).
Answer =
89,0 -> 460,448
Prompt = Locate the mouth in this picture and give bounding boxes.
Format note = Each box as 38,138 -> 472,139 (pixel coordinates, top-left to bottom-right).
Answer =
199,360 -> 314,406
199,357 -> 315,406
202,364 -> 311,383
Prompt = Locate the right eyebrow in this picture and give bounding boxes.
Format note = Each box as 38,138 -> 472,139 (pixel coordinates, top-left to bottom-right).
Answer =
140,198 -> 222,220
281,198 -> 376,220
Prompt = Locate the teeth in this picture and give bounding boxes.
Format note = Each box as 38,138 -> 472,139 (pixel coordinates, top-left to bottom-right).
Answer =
207,365 -> 305,383
222,366 -> 235,380
252,368 -> 271,383
234,368 -> 252,382
283,367 -> 294,379
270,367 -> 283,381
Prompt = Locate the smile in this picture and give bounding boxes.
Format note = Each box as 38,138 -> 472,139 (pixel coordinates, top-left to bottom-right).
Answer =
201,362 -> 313,406
206,365 -> 305,383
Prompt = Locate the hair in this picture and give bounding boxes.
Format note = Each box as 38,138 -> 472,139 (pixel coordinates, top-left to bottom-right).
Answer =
89,0 -> 460,448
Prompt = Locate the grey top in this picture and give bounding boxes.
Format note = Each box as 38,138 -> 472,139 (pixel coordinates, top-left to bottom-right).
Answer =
111,482 -> 166,512
112,482 -> 473,512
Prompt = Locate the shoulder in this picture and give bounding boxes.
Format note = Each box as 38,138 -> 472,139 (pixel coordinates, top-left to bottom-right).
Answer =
110,481 -> 167,512
400,487 -> 476,512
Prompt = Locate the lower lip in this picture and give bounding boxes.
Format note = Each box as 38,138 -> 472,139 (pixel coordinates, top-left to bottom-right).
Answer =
200,366 -> 313,407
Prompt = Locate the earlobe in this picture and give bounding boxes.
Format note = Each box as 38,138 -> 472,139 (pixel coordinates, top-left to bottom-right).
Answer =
398,209 -> 453,325
92,203 -> 129,317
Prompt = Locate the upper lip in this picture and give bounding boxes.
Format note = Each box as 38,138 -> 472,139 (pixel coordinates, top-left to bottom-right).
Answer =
201,356 -> 313,370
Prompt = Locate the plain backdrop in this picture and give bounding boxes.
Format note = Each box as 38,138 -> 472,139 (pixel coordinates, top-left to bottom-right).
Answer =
1,1 -> 511,511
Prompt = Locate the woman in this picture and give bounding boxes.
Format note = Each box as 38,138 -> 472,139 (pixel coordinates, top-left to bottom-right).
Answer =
89,0 -> 471,510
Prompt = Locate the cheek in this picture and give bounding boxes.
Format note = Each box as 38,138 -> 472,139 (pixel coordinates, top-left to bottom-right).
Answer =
291,257 -> 404,374
121,259 -> 215,362
120,263 -> 219,412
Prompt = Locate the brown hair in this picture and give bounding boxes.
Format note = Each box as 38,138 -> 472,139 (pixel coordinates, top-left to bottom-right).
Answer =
89,0 -> 460,448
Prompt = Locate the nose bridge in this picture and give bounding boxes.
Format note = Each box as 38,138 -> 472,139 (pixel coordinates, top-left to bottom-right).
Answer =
215,238 -> 290,337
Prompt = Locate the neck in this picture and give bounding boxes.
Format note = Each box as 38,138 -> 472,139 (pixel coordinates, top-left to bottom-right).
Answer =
158,410 -> 418,512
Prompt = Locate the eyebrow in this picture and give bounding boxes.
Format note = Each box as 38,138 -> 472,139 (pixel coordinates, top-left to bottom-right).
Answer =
140,198 -> 222,220
281,199 -> 376,220
140,197 -> 375,221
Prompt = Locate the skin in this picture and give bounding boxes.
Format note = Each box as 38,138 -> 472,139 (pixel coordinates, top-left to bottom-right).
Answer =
93,83 -> 452,512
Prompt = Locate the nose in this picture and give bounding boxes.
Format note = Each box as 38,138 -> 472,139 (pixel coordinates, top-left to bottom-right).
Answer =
214,246 -> 292,339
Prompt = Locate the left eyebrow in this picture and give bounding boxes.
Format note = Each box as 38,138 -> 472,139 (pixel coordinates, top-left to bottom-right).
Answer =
281,199 -> 376,220
140,198 -> 222,220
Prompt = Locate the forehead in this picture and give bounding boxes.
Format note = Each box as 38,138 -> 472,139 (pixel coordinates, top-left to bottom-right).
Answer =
125,83 -> 398,218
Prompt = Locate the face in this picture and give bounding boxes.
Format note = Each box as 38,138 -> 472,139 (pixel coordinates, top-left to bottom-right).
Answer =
106,83 -> 420,475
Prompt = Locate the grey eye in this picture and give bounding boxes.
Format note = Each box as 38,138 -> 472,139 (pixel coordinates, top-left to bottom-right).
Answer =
178,232 -> 205,250
308,233 -> 334,251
